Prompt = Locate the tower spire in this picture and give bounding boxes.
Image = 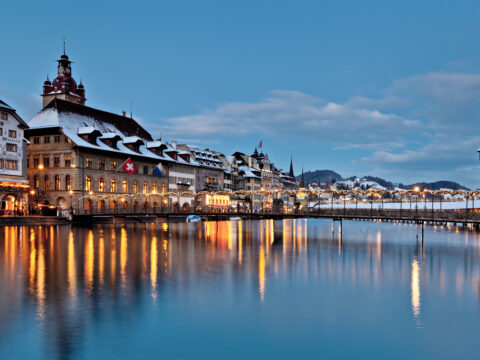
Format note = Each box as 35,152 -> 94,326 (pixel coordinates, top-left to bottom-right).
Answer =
63,36 -> 66,55
288,155 -> 294,178
300,165 -> 305,188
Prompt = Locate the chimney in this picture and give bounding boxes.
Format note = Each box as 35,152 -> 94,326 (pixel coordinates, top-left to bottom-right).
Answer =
171,140 -> 177,149
122,111 -> 126,117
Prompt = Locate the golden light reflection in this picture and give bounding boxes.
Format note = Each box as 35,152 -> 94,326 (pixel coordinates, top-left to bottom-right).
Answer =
99,232 -> 105,287
121,227 -> 128,288
238,221 -> 243,264
85,230 -> 94,293
67,231 -> 77,297
151,235 -> 158,301
259,245 -> 266,303
411,257 -> 421,323
29,228 -> 36,294
37,234 -> 46,319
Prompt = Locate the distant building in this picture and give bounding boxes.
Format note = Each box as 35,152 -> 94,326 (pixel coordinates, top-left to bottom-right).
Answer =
0,99 -> 29,213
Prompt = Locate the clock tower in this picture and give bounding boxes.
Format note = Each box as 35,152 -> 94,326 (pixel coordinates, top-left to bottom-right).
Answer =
42,47 -> 86,108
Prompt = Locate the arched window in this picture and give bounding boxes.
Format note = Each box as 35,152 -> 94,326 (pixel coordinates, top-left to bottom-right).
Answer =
44,176 -> 50,190
66,175 -> 71,191
133,181 -> 138,194
152,182 -> 157,193
55,175 -> 60,190
85,176 -> 92,191
143,181 -> 148,194
161,184 -> 166,194
111,179 -> 117,193
34,175 -> 40,189
122,180 -> 128,193
99,178 -> 104,192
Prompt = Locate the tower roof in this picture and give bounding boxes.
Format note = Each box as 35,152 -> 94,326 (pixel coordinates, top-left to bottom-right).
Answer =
288,155 -> 294,178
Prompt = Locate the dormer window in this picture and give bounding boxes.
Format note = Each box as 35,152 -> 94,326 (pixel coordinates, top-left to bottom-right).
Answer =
123,136 -> 145,153
78,127 -> 101,145
100,133 -> 122,149
166,150 -> 178,161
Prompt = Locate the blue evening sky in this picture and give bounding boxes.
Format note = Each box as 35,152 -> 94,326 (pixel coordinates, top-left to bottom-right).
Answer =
1,0 -> 480,187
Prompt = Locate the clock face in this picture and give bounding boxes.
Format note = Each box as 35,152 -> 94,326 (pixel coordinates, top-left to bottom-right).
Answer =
58,66 -> 64,74
65,67 -> 71,75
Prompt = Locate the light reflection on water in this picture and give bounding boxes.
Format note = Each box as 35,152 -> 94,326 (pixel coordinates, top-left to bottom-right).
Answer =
1,219 -> 480,359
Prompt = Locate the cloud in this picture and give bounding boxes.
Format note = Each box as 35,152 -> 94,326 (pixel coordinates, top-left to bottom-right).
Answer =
151,89 -> 422,149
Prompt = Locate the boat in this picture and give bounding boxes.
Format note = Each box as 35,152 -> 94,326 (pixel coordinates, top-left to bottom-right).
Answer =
229,216 -> 242,221
186,215 -> 201,223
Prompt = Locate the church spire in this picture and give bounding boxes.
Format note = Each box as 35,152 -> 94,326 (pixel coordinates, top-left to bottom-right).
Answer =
288,155 -> 294,178
300,165 -> 305,188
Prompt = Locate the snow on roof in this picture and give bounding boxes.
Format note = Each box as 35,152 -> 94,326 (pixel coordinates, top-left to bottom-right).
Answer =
77,126 -> 97,135
100,132 -> 121,139
0,99 -> 14,111
146,140 -> 163,148
123,136 -> 144,144
239,165 -> 259,178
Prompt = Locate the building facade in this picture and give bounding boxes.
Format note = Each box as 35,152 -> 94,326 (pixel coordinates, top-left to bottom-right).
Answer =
0,99 -> 29,214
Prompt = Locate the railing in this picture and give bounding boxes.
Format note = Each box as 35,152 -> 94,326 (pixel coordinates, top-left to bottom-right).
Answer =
71,206 -> 480,223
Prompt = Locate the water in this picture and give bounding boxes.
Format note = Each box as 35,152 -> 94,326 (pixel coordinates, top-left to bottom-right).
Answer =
0,219 -> 480,359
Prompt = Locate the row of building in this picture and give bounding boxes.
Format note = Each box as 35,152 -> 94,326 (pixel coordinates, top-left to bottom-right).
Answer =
0,50 -> 298,215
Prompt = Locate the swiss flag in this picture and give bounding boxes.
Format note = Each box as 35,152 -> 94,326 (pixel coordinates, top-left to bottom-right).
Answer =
122,158 -> 136,174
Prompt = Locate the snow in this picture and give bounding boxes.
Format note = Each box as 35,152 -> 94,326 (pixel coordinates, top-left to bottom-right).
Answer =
123,136 -> 144,144
311,200 -> 475,210
239,165 -> 259,178
77,126 -> 96,135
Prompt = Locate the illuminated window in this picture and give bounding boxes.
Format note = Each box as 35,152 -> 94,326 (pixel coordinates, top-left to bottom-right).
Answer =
161,184 -> 166,194
99,178 -> 104,192
133,181 -> 138,194
111,160 -> 117,171
44,176 -> 50,190
8,130 -> 16,138
111,179 -> 117,193
143,182 -> 148,194
122,180 -> 128,193
55,175 -> 60,190
85,157 -> 93,168
5,160 -> 17,170
66,175 -> 71,191
0,112 -> 7,120
85,176 -> 91,191
64,155 -> 71,167
152,182 -> 157,193
34,175 -> 39,189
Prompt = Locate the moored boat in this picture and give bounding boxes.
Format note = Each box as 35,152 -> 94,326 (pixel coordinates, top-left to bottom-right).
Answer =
186,215 -> 201,223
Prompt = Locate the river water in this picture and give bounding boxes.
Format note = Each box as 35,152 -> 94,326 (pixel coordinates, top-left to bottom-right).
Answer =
0,219 -> 480,359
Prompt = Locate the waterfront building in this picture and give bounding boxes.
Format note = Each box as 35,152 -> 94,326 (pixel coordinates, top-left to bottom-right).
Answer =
25,50 -> 174,214
0,99 -> 29,213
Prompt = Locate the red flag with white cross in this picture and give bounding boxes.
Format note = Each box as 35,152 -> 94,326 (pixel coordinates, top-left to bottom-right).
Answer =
122,158 -> 136,174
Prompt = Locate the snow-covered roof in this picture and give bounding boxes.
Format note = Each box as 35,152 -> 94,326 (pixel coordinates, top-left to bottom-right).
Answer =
100,132 -> 121,139
239,165 -> 260,178
78,126 -> 97,135
123,136 -> 144,144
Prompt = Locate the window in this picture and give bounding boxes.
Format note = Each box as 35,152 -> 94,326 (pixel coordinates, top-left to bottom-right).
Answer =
0,128 -> 2,136
55,175 -> 60,190
99,178 -> 104,192
162,184 -> 166,194
85,176 -> 92,191
33,158 -> 39,168
99,160 -> 106,170
152,182 -> 157,193
34,175 -> 39,189
133,181 -> 138,194
33,137 -> 40,144
143,182 -> 148,194
54,157 -> 60,168
6,143 -> 17,152
143,165 -> 148,175
27,158 -> 29,168
85,157 -> 92,169
1,113 -> 7,120
44,176 -> 50,190
122,180 -> 128,193
54,135 -> 60,143
8,130 -> 16,138
64,155 -> 71,168
44,136 -> 50,144
5,160 -> 17,170
0,160 -> 3,169
111,160 -> 117,171
66,175 -> 71,191
43,156 -> 50,168
111,179 -> 117,193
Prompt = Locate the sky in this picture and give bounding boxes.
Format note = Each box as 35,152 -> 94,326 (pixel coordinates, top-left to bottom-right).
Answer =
1,0 -> 480,187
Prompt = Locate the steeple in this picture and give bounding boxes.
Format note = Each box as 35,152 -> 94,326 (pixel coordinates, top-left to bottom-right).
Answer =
288,155 -> 294,178
300,166 -> 305,188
